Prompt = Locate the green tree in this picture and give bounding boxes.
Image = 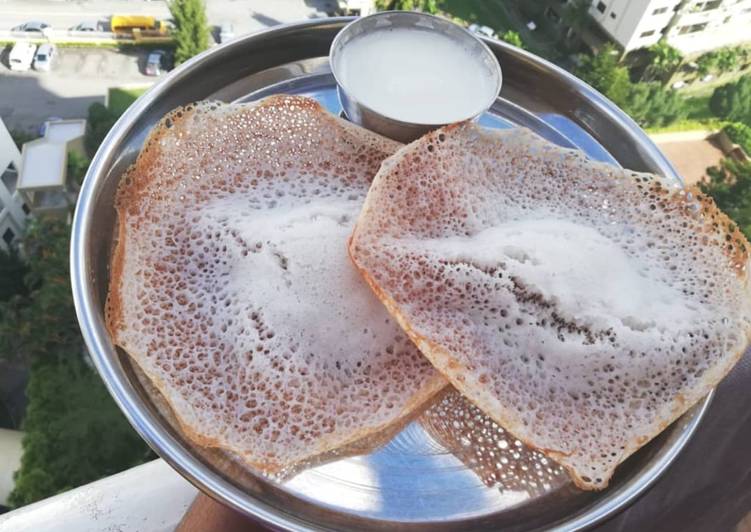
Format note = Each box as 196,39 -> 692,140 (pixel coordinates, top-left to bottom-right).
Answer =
0,217 -> 153,506
620,82 -> 686,128
643,40 -> 683,83
710,75 -> 751,123
169,0 -> 210,65
8,355 -> 153,507
715,47 -> 739,72
0,247 -> 28,302
0,219 -> 81,364
575,44 -> 631,108
500,30 -> 525,49
85,102 -> 118,157
67,151 -> 90,187
375,0 -> 437,12
561,0 -> 593,42
699,158 -> 751,240
576,46 -> 685,128
696,51 -> 718,76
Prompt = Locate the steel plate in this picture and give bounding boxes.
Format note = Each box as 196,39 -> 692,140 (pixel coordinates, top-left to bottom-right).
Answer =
71,18 -> 711,531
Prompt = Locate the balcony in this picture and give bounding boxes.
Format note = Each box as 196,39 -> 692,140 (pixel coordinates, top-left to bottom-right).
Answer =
0,460 -> 197,531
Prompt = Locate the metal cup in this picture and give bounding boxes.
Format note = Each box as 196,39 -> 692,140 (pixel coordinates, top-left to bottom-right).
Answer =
329,11 -> 503,143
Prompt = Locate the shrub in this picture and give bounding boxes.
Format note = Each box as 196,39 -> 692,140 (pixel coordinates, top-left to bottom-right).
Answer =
710,75 -> 751,123
723,122 -> 751,155
501,30 -> 525,49
699,159 -> 751,240
0,217 -> 153,507
7,356 -> 153,507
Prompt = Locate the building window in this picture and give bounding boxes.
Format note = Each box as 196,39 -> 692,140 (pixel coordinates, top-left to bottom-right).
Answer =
678,22 -> 708,33
596,1 -> 607,13
610,11 -> 617,18
653,7 -> 669,14
640,29 -> 656,37
3,228 -> 15,246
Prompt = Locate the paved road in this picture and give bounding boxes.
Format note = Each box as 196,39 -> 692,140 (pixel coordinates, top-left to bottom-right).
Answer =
0,0 -> 329,131
0,0 -> 327,36
0,47 -> 156,131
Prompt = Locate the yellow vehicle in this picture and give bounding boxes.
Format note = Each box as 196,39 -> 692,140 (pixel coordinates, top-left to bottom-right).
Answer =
111,15 -> 168,35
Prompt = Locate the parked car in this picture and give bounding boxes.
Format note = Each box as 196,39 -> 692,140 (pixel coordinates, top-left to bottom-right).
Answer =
468,23 -> 496,39
8,42 -> 37,71
11,21 -> 51,33
70,21 -> 100,32
33,43 -> 56,72
144,49 -> 172,76
218,22 -> 235,44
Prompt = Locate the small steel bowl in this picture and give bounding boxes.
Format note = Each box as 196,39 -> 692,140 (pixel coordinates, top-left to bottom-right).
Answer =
330,11 -> 503,142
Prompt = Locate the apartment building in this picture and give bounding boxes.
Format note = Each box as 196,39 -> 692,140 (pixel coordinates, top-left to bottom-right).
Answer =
588,0 -> 751,54
0,119 -> 30,252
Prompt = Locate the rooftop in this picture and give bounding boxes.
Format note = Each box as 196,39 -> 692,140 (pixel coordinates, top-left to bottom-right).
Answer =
18,140 -> 67,190
17,119 -> 86,192
42,120 -> 86,144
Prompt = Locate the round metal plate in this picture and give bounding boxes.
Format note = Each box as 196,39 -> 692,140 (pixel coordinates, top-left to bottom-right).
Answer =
71,18 -> 711,531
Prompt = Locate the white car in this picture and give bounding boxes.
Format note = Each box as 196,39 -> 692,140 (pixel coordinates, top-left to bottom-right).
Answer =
33,43 -> 56,72
8,42 -> 37,71
12,21 -> 51,34
468,23 -> 496,39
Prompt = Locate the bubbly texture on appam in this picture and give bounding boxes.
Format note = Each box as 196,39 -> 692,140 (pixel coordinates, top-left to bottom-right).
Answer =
106,95 -> 446,473
349,123 -> 751,489
420,389 -> 568,495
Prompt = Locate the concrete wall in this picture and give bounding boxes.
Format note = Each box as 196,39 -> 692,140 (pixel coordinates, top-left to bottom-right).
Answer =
0,460 -> 197,532
0,428 -> 23,507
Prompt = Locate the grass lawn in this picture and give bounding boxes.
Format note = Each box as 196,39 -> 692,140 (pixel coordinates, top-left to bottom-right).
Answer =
645,118 -> 725,134
108,87 -> 148,116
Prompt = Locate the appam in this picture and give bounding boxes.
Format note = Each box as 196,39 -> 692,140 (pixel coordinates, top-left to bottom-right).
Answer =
349,123 -> 751,489
106,95 -> 446,473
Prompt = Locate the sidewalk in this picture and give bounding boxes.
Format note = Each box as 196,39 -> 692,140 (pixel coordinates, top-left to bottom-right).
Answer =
651,130 -> 725,185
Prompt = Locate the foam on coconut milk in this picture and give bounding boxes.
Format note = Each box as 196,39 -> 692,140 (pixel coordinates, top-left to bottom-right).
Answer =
335,27 -> 498,124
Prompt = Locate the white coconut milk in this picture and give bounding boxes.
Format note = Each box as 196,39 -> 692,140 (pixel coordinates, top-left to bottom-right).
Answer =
334,27 -> 498,125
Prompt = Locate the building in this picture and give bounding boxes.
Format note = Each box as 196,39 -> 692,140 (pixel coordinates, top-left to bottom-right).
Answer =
17,119 -> 86,217
587,0 -> 751,55
0,119 -> 30,252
